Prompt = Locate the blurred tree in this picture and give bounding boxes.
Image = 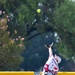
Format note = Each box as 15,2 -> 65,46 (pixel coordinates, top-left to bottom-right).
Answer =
0,0 -> 75,71
53,0 -> 75,60
0,19 -> 25,70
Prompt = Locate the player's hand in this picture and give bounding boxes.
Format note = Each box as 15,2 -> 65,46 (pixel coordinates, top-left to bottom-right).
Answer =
45,44 -> 48,49
49,42 -> 53,47
45,42 -> 54,49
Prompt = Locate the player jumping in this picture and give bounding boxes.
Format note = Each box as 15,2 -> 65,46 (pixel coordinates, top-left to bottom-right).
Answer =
42,43 -> 61,75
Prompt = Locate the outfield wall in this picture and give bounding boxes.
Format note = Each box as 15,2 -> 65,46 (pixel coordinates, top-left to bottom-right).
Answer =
0,71 -> 34,75
58,72 -> 75,75
0,71 -> 75,75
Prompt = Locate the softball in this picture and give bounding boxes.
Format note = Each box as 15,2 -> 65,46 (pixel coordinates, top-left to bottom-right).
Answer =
37,9 -> 41,13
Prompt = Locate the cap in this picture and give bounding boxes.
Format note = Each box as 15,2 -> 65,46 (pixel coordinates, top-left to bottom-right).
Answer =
57,56 -> 61,63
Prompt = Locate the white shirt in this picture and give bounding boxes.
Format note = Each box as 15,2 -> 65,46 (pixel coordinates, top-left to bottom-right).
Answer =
46,55 -> 59,73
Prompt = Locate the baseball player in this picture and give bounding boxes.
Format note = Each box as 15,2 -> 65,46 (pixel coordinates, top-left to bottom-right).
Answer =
42,43 -> 61,75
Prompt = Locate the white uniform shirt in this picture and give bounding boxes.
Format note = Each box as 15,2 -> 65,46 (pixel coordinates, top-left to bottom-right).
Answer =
45,55 -> 59,73
43,45 -> 61,75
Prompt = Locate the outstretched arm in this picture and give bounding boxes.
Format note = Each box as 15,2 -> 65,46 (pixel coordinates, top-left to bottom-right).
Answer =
45,42 -> 53,57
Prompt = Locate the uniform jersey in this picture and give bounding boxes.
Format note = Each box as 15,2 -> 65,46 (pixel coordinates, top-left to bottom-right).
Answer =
43,45 -> 61,75
44,55 -> 59,74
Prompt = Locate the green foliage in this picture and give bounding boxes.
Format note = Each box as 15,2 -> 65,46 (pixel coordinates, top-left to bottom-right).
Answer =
0,0 -> 75,71
17,4 -> 35,25
0,0 -> 7,4
54,0 -> 75,60
56,41 -> 73,59
0,19 -> 24,70
27,0 -> 37,10
54,0 -> 75,32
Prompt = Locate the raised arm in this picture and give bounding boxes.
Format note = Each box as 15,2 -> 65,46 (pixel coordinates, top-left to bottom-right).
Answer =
45,42 -> 53,57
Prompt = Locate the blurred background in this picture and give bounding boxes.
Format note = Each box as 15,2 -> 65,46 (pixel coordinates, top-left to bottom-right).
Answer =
0,0 -> 75,71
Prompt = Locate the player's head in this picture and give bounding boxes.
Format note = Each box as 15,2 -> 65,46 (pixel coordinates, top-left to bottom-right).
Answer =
54,54 -> 61,63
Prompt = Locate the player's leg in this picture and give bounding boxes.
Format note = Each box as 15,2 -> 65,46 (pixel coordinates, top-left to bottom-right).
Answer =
47,72 -> 53,75
42,69 -> 47,75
